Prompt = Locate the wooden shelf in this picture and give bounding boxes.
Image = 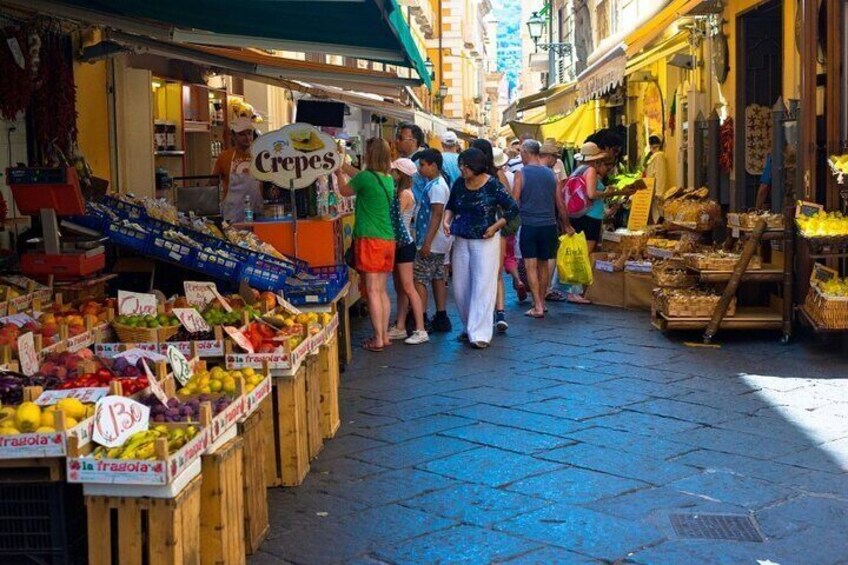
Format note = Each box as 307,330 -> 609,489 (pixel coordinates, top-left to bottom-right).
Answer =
688,264 -> 784,283
654,307 -> 784,332
797,305 -> 848,333
184,120 -> 211,133
155,150 -> 185,157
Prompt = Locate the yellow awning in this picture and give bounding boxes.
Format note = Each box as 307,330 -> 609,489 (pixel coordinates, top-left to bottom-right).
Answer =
625,0 -> 705,57
626,32 -> 689,74
516,83 -> 574,112
509,103 -> 597,147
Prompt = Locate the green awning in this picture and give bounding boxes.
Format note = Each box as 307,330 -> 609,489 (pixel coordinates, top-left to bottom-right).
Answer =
59,0 -> 431,88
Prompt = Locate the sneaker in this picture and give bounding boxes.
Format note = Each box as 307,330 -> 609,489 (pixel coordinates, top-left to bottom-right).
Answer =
495,311 -> 508,333
387,326 -> 407,340
471,341 -> 489,349
404,330 -> 430,345
431,312 -> 452,333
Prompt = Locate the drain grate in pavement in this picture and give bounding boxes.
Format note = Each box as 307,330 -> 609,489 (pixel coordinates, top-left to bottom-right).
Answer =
669,513 -> 765,542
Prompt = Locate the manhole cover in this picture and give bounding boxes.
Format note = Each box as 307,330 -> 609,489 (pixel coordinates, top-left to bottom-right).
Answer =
669,513 -> 765,542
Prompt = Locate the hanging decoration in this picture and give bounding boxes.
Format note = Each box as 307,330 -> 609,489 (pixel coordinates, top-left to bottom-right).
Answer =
0,26 -> 33,120
719,117 -> 734,173
744,104 -> 771,176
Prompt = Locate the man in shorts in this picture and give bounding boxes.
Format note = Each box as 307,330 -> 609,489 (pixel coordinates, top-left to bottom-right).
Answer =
414,149 -> 453,332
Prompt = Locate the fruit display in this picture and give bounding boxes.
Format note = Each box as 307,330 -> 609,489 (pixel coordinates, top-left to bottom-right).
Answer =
201,305 -> 259,327
796,210 -> 848,238
88,425 -> 199,460
114,313 -> 179,329
176,365 -> 263,397
141,395 -> 233,423
241,320 -> 304,353
0,319 -> 62,349
814,274 -> 848,297
0,372 -> 63,404
662,191 -> 721,231
0,398 -> 93,435
37,350 -> 99,381
828,154 -> 848,176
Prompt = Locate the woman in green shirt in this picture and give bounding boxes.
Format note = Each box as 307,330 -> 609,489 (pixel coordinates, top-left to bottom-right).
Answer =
336,138 -> 395,352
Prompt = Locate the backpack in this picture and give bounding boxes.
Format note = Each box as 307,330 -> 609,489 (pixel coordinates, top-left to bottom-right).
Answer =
562,168 -> 592,218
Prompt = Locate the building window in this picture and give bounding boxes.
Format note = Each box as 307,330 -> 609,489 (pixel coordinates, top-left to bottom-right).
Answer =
595,0 -> 611,41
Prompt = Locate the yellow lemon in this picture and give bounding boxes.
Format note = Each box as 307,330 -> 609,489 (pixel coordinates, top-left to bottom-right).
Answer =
14,402 -> 41,433
243,367 -> 255,377
41,411 -> 56,428
0,427 -> 19,436
209,380 -> 223,393
222,378 -> 236,394
64,417 -> 79,429
56,398 -> 86,420
35,426 -> 55,433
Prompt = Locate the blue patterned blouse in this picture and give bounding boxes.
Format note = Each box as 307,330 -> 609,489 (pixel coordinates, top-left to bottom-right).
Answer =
445,176 -> 519,239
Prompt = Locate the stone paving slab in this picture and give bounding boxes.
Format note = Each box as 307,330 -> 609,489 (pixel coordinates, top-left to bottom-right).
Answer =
254,292 -> 848,565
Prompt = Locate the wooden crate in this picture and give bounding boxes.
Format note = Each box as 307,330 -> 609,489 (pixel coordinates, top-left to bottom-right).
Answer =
319,337 -> 341,439
238,406 -> 269,555
0,457 -> 64,482
304,356 -> 324,460
264,367 -> 310,487
85,475 -> 202,565
200,437 -> 245,565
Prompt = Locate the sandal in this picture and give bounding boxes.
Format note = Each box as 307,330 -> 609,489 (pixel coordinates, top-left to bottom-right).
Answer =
361,337 -> 384,352
513,280 -> 528,302
546,289 -> 567,302
567,294 -> 592,305
524,309 -> 545,319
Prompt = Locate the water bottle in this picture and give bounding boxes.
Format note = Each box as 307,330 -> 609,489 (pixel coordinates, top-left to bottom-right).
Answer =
244,194 -> 254,222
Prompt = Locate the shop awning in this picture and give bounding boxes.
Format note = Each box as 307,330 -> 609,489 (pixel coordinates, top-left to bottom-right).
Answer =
576,44 -> 627,105
625,32 -> 689,75
625,0 -> 718,57
509,103 -> 596,148
27,0 -> 431,87
515,83 -> 573,113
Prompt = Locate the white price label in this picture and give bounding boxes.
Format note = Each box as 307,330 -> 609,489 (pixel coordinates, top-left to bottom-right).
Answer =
172,308 -> 211,333
17,332 -> 38,376
141,360 -> 169,407
118,290 -> 158,316
92,396 -> 150,448
166,345 -> 192,386
224,325 -> 254,354
184,281 -> 218,308
35,387 -> 109,406
276,293 -> 303,315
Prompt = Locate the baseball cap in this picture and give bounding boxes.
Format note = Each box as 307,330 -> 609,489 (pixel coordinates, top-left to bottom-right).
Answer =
441,131 -> 458,146
390,158 -> 417,177
231,117 -> 256,133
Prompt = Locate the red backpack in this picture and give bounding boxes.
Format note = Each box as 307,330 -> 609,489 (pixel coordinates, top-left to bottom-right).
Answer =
562,168 -> 592,218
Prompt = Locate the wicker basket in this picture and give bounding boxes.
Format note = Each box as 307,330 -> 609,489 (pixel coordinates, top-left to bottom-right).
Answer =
684,253 -> 762,271
737,212 -> 784,230
652,269 -> 698,289
654,290 -> 737,318
803,287 -> 848,329
112,322 -> 180,343
799,233 -> 848,254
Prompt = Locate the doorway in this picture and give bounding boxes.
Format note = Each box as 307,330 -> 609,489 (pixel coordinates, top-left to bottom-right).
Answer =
734,0 -> 783,209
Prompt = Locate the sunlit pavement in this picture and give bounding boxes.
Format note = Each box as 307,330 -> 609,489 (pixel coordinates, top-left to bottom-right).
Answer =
252,289 -> 848,564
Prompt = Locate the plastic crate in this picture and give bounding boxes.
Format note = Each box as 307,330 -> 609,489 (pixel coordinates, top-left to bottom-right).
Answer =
106,222 -> 153,253
100,194 -> 147,221
285,265 -> 348,305
242,257 -> 288,291
195,245 -> 245,281
148,233 -> 199,268
0,481 -> 87,564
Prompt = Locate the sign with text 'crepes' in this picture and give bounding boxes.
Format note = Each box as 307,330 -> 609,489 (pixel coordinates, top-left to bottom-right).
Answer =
250,123 -> 342,189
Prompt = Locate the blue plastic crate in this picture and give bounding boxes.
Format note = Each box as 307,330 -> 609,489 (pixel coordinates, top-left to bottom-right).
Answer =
106,222 -> 153,253
284,265 -> 349,305
101,194 -> 147,221
148,233 -> 198,268
194,246 -> 244,281
241,257 -> 291,291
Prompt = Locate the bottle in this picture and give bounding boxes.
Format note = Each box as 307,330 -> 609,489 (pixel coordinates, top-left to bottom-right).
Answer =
244,194 -> 254,222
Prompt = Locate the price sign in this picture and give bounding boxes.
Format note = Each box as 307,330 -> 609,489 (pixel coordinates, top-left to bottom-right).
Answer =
166,345 -> 192,386
276,293 -> 303,315
184,282 -> 232,312
35,387 -> 109,406
811,263 -> 839,286
172,308 -> 211,333
118,290 -> 158,315
92,396 -> 150,448
141,360 -> 169,407
17,332 -> 38,376
796,200 -> 824,218
224,325 -> 255,353
627,178 -> 655,232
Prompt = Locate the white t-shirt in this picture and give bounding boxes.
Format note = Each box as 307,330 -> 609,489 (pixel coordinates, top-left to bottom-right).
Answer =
422,176 -> 453,255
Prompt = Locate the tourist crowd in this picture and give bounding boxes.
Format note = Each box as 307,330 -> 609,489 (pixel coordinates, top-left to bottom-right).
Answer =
336,123 -> 647,351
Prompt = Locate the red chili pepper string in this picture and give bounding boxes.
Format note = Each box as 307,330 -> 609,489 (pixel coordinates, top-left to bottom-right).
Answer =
0,27 -> 33,120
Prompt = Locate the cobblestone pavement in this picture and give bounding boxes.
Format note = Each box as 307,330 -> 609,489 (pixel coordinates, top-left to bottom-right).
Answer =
253,290 -> 848,564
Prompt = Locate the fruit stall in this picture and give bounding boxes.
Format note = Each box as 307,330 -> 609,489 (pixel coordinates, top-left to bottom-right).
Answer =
0,272 -> 341,562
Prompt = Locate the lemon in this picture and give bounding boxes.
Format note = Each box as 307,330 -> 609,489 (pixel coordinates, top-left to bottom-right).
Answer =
209,380 -> 223,393
222,378 -> 236,394
243,368 -> 255,377
199,386 -> 212,394
245,383 -> 256,393
57,398 -> 86,420
14,402 -> 41,433
65,417 -> 79,429
35,426 -> 55,433
41,411 -> 56,428
0,427 -> 19,436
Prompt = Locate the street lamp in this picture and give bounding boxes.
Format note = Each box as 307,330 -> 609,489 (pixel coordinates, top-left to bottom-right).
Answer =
439,84 -> 448,99
526,12 -> 545,45
424,57 -> 435,81
525,8 -> 573,89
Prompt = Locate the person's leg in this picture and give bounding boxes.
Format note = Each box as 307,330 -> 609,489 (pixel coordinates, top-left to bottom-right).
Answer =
379,273 -> 391,346
392,268 -> 409,331
524,258 -> 542,314
413,254 -> 430,318
398,262 -> 425,332
536,258 -> 550,314
364,272 -> 386,348
450,238 -> 471,332
466,235 -> 500,345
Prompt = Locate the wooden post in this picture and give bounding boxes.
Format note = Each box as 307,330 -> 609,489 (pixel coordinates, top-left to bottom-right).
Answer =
800,0 -> 819,202
825,0 -> 843,210
704,219 -> 768,343
771,97 -> 787,212
707,109 -> 720,200
693,111 -> 706,189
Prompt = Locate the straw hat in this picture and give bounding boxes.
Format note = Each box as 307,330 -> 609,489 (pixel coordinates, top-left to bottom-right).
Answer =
390,158 -> 417,177
492,147 -> 508,168
578,141 -> 608,162
540,141 -> 562,156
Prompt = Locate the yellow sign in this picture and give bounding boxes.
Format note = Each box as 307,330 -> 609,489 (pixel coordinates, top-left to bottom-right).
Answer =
627,177 -> 656,231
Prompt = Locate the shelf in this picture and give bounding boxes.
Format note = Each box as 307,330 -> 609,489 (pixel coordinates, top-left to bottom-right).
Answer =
654,307 -> 784,331
797,305 -> 848,333
184,120 -> 211,133
688,264 -> 785,283
155,150 -> 186,157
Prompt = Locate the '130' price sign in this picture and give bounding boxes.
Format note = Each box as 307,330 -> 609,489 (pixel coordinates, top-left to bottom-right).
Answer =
92,396 -> 150,448
172,308 -> 211,333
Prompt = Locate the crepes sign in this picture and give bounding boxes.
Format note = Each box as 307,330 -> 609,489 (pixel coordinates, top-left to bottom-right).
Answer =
251,123 -> 342,189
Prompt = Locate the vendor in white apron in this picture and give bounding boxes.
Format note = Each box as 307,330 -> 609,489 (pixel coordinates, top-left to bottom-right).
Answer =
212,116 -> 264,223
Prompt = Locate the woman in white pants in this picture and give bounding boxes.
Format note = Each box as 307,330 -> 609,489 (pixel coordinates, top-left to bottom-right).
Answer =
443,148 -> 519,348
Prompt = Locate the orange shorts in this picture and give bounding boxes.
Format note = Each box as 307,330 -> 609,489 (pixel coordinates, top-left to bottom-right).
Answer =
354,238 -> 395,273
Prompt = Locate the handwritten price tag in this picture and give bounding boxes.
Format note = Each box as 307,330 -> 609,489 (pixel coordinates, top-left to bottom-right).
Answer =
118,290 -> 158,315
35,387 -> 108,406
92,396 -> 150,448
184,281 -> 217,308
141,360 -> 169,407
17,332 -> 38,376
172,308 -> 211,333
224,325 -> 254,353
166,345 -> 192,386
